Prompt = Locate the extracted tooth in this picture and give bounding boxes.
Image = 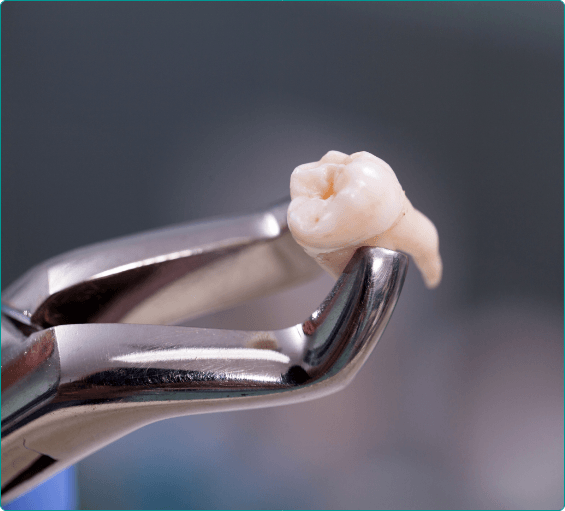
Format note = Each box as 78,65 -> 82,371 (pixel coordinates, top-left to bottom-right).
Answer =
288,151 -> 442,288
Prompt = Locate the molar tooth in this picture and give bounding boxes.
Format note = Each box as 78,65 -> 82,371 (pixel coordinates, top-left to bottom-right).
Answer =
288,151 -> 443,289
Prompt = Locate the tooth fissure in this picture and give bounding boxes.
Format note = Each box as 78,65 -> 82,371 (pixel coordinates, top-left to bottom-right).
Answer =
321,176 -> 336,200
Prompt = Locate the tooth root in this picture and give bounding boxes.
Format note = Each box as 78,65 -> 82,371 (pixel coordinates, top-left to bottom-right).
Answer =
288,151 -> 442,289
369,197 -> 442,289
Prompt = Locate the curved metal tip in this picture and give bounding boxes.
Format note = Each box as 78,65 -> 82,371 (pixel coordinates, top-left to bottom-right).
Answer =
292,246 -> 408,399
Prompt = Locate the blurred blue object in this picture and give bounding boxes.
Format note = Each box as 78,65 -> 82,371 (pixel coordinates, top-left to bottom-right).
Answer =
3,466 -> 77,510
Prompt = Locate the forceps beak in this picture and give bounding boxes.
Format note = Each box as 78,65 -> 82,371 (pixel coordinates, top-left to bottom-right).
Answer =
1,201 -> 407,504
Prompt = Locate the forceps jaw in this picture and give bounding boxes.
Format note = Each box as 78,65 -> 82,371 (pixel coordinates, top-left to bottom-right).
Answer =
1,202 -> 408,504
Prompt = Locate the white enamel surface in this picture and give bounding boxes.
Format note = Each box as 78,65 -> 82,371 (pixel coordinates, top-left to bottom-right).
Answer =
288,151 -> 404,249
288,151 -> 442,288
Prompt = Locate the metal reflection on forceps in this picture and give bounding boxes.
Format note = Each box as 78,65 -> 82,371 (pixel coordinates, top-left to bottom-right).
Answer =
0,200 -> 408,504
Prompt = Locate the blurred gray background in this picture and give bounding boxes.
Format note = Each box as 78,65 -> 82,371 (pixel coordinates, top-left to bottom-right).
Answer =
2,2 -> 563,509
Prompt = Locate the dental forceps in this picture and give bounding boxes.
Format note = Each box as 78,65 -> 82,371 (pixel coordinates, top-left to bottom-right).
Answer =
1,200 -> 408,504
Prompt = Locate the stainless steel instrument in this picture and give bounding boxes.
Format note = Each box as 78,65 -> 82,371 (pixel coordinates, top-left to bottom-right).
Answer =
1,200 -> 408,504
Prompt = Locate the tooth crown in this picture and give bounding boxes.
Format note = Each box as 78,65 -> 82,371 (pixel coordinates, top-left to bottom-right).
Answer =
287,150 -> 442,289
288,151 -> 404,250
